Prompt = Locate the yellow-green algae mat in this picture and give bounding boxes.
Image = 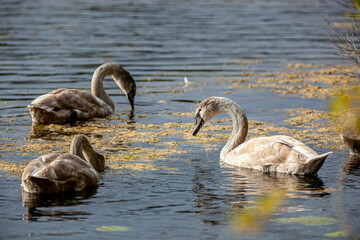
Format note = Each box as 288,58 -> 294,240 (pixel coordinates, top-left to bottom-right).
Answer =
1,63 -> 359,177
224,63 -> 359,99
0,107 -> 349,177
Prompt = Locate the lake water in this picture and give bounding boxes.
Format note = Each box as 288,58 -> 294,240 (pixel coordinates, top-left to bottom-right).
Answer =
1,0 -> 359,239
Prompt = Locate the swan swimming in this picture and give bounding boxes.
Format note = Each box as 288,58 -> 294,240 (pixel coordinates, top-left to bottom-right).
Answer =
28,63 -> 136,124
192,96 -> 332,175
21,135 -> 105,194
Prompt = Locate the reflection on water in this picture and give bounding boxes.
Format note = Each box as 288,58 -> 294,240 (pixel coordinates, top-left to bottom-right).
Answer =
29,123 -> 80,139
222,166 -> 330,235
192,159 -> 227,226
333,153 -> 360,238
342,154 -> 360,175
191,160 -> 328,230
22,186 -> 98,222
222,164 -> 326,198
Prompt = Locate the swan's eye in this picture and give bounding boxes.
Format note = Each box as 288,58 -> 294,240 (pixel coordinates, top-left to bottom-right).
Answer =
196,109 -> 202,118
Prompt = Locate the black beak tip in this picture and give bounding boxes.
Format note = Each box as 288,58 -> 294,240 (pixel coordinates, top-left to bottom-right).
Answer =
127,95 -> 135,110
192,117 -> 204,137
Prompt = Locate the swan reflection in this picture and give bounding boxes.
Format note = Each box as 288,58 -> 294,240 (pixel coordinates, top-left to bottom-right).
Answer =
22,186 -> 98,222
222,164 -> 326,199
191,160 -> 327,235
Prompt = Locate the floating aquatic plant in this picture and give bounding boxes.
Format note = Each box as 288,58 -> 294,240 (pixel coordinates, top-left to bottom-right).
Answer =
324,230 -> 349,237
229,64 -> 359,99
271,216 -> 337,226
96,225 -> 131,232
0,107 -> 345,176
0,63 -> 353,177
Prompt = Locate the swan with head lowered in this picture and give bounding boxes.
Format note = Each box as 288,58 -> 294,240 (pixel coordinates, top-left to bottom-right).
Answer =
28,63 -> 136,124
21,135 -> 105,194
192,97 -> 332,175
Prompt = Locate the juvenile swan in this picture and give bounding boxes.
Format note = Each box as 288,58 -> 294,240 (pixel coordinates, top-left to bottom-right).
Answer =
28,63 -> 136,124
192,97 -> 332,175
21,135 -> 105,194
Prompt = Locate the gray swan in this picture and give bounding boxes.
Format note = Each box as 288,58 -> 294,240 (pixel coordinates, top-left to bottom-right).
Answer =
22,135 -> 105,194
28,63 -> 136,124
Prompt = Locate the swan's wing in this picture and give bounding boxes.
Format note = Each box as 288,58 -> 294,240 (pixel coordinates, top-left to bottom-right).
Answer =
22,153 -> 60,193
34,154 -> 98,179
22,154 -> 100,193
22,154 -> 60,180
29,89 -> 113,122
271,135 -> 318,158
225,136 -> 311,169
225,135 -> 329,174
31,89 -> 111,113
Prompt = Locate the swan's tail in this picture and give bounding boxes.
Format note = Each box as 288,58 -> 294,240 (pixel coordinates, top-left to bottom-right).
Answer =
22,175 -> 78,194
28,105 -> 76,124
340,134 -> 360,156
304,152 -> 332,175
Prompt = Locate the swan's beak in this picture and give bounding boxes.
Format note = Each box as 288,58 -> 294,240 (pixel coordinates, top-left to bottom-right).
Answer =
192,116 -> 204,136
127,87 -> 136,110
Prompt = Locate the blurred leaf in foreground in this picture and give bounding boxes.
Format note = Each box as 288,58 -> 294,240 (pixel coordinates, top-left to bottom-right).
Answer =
354,0 -> 360,12
232,189 -> 286,235
329,86 -> 360,136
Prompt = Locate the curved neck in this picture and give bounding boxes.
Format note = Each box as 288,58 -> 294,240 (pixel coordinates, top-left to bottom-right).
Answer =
91,67 -> 115,111
70,135 -> 105,172
219,100 -> 248,160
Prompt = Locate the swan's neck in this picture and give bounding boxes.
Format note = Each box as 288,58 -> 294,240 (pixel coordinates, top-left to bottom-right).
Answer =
219,101 -> 248,160
70,135 -> 104,172
91,68 -> 115,111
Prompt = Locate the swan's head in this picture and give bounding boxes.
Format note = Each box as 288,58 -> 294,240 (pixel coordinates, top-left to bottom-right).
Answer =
111,66 -> 136,110
192,96 -> 221,136
94,152 -> 106,172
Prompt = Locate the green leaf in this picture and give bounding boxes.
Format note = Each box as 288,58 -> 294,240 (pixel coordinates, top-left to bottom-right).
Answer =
271,216 -> 336,226
96,225 -> 131,232
324,231 -> 349,237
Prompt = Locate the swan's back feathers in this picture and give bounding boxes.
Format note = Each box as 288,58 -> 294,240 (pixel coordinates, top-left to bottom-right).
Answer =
28,88 -> 113,124
224,135 -> 331,175
23,175 -> 78,194
21,153 -> 100,194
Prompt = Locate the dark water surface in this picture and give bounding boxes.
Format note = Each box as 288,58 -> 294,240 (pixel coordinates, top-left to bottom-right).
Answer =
1,0 -> 359,239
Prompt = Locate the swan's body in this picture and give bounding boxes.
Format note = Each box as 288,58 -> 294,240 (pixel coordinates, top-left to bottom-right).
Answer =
192,97 -> 332,175
28,63 -> 136,124
21,135 -> 105,194
340,134 -> 360,157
